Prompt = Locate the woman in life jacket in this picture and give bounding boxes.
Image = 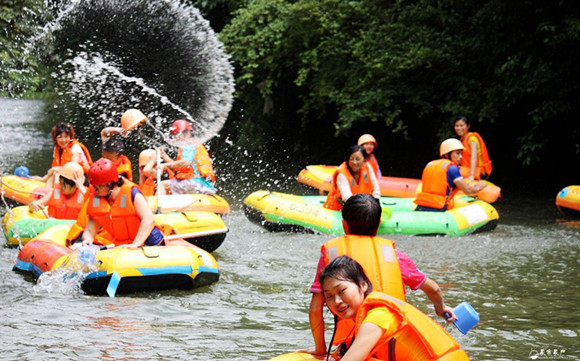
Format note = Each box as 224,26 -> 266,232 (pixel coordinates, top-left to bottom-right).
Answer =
157,119 -> 216,195
414,138 -> 487,212
80,158 -> 164,248
357,134 -> 382,179
319,256 -> 470,361
29,162 -> 87,219
138,149 -> 173,196
453,116 -> 492,180
323,145 -> 381,211
33,123 -> 93,188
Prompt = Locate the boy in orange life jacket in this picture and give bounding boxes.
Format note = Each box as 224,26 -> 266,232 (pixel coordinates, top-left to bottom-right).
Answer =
157,119 -> 216,195
358,134 -> 382,178
101,135 -> 133,182
305,194 -> 456,358
454,115 -> 492,180
29,162 -> 87,220
80,158 -> 164,248
318,256 -> 469,361
414,138 -> 486,212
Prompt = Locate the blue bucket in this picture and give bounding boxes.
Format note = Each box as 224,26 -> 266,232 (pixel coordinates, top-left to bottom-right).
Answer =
14,166 -> 31,178
453,302 -> 480,334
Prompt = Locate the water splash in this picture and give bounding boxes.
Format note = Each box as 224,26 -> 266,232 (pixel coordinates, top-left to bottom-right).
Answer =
33,0 -> 234,145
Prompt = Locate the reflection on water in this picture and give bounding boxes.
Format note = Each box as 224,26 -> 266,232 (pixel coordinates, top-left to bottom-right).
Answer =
1,98 -> 579,360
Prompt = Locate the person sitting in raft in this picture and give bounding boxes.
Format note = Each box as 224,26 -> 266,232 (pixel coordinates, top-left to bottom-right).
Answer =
138,149 -> 174,197
317,256 -> 469,361
29,162 -> 87,220
414,138 -> 487,212
157,119 -> 216,195
101,135 -> 133,182
33,122 -> 93,188
78,158 -> 163,248
323,145 -> 380,211
454,115 -> 492,180
358,134 -> 382,178
305,194 -> 456,358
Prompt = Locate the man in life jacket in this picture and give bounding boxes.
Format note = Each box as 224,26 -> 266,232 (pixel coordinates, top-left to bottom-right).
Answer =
74,158 -> 163,248
306,194 -> 457,358
414,138 -> 487,212
157,119 -> 216,195
358,134 -> 382,179
138,149 -> 174,196
29,162 -> 87,220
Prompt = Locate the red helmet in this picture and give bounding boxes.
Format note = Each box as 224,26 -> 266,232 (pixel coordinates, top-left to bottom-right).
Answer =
170,119 -> 193,135
88,158 -> 119,186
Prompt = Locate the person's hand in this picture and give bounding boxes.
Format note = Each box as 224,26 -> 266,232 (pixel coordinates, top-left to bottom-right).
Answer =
466,175 -> 475,181
29,201 -> 43,212
440,305 -> 457,322
82,238 -> 94,247
476,181 -> 487,192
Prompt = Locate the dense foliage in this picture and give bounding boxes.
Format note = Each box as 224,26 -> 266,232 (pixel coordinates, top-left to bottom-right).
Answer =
219,0 -> 580,182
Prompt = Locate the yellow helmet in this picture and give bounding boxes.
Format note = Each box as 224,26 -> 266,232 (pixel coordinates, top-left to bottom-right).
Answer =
60,162 -> 84,181
357,134 -> 377,147
121,109 -> 147,131
440,138 -> 464,156
139,149 -> 156,166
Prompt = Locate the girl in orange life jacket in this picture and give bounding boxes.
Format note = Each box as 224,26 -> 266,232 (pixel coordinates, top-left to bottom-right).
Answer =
81,158 -> 164,248
323,145 -> 381,211
157,119 -> 216,195
101,135 -> 133,182
358,134 -> 382,178
33,123 -> 93,188
454,116 -> 492,180
414,138 -> 487,212
29,162 -> 88,219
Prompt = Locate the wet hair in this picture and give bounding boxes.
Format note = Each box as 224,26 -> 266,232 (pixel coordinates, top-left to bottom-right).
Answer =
51,123 -> 75,145
59,175 -> 76,188
342,194 -> 381,235
454,115 -> 470,126
102,134 -> 125,155
319,256 -> 373,297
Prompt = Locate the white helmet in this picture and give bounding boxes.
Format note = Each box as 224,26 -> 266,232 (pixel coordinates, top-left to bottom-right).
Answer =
440,138 -> 464,156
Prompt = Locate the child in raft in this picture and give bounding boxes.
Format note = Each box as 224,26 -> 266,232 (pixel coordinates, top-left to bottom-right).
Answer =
357,134 -> 382,178
101,135 -> 133,182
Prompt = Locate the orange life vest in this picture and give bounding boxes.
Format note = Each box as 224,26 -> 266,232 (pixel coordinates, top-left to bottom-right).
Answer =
414,159 -> 458,210
140,176 -> 157,197
86,179 -> 143,246
367,154 -> 381,178
116,155 -> 133,182
352,291 -> 470,361
46,184 -> 85,219
51,139 -> 93,173
460,132 -> 492,179
65,192 -> 115,247
323,162 -> 375,211
172,144 -> 216,183
323,235 -> 405,346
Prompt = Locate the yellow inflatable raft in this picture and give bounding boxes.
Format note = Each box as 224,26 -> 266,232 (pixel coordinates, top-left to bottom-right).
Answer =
3,205 -> 228,252
13,225 -> 220,296
0,175 -> 50,205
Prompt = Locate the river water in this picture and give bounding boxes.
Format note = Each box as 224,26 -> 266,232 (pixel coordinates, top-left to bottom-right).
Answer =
0,98 -> 578,361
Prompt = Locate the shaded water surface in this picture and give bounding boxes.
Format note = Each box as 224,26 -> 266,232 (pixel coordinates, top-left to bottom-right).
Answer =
1,98 -> 578,360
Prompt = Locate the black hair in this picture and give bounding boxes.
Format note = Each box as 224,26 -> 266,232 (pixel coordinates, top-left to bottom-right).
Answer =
454,115 -> 470,126
102,134 -> 125,155
342,194 -> 381,235
319,256 -> 373,297
344,145 -> 367,162
59,176 -> 76,188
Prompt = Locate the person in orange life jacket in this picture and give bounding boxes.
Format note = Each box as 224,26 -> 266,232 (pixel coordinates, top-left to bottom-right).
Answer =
305,194 -> 456,358
157,119 -> 216,195
358,134 -> 382,178
33,123 -> 93,188
80,158 -> 164,248
101,135 -> 133,182
323,145 -> 381,211
454,115 -> 492,180
414,138 -> 487,212
29,162 -> 87,219
138,149 -> 173,196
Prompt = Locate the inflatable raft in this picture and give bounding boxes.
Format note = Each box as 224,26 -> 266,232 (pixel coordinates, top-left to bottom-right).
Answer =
556,185 -> 580,216
0,174 -> 230,214
298,164 -> 501,204
243,191 -> 498,236
13,225 -> 220,296
2,205 -> 228,252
